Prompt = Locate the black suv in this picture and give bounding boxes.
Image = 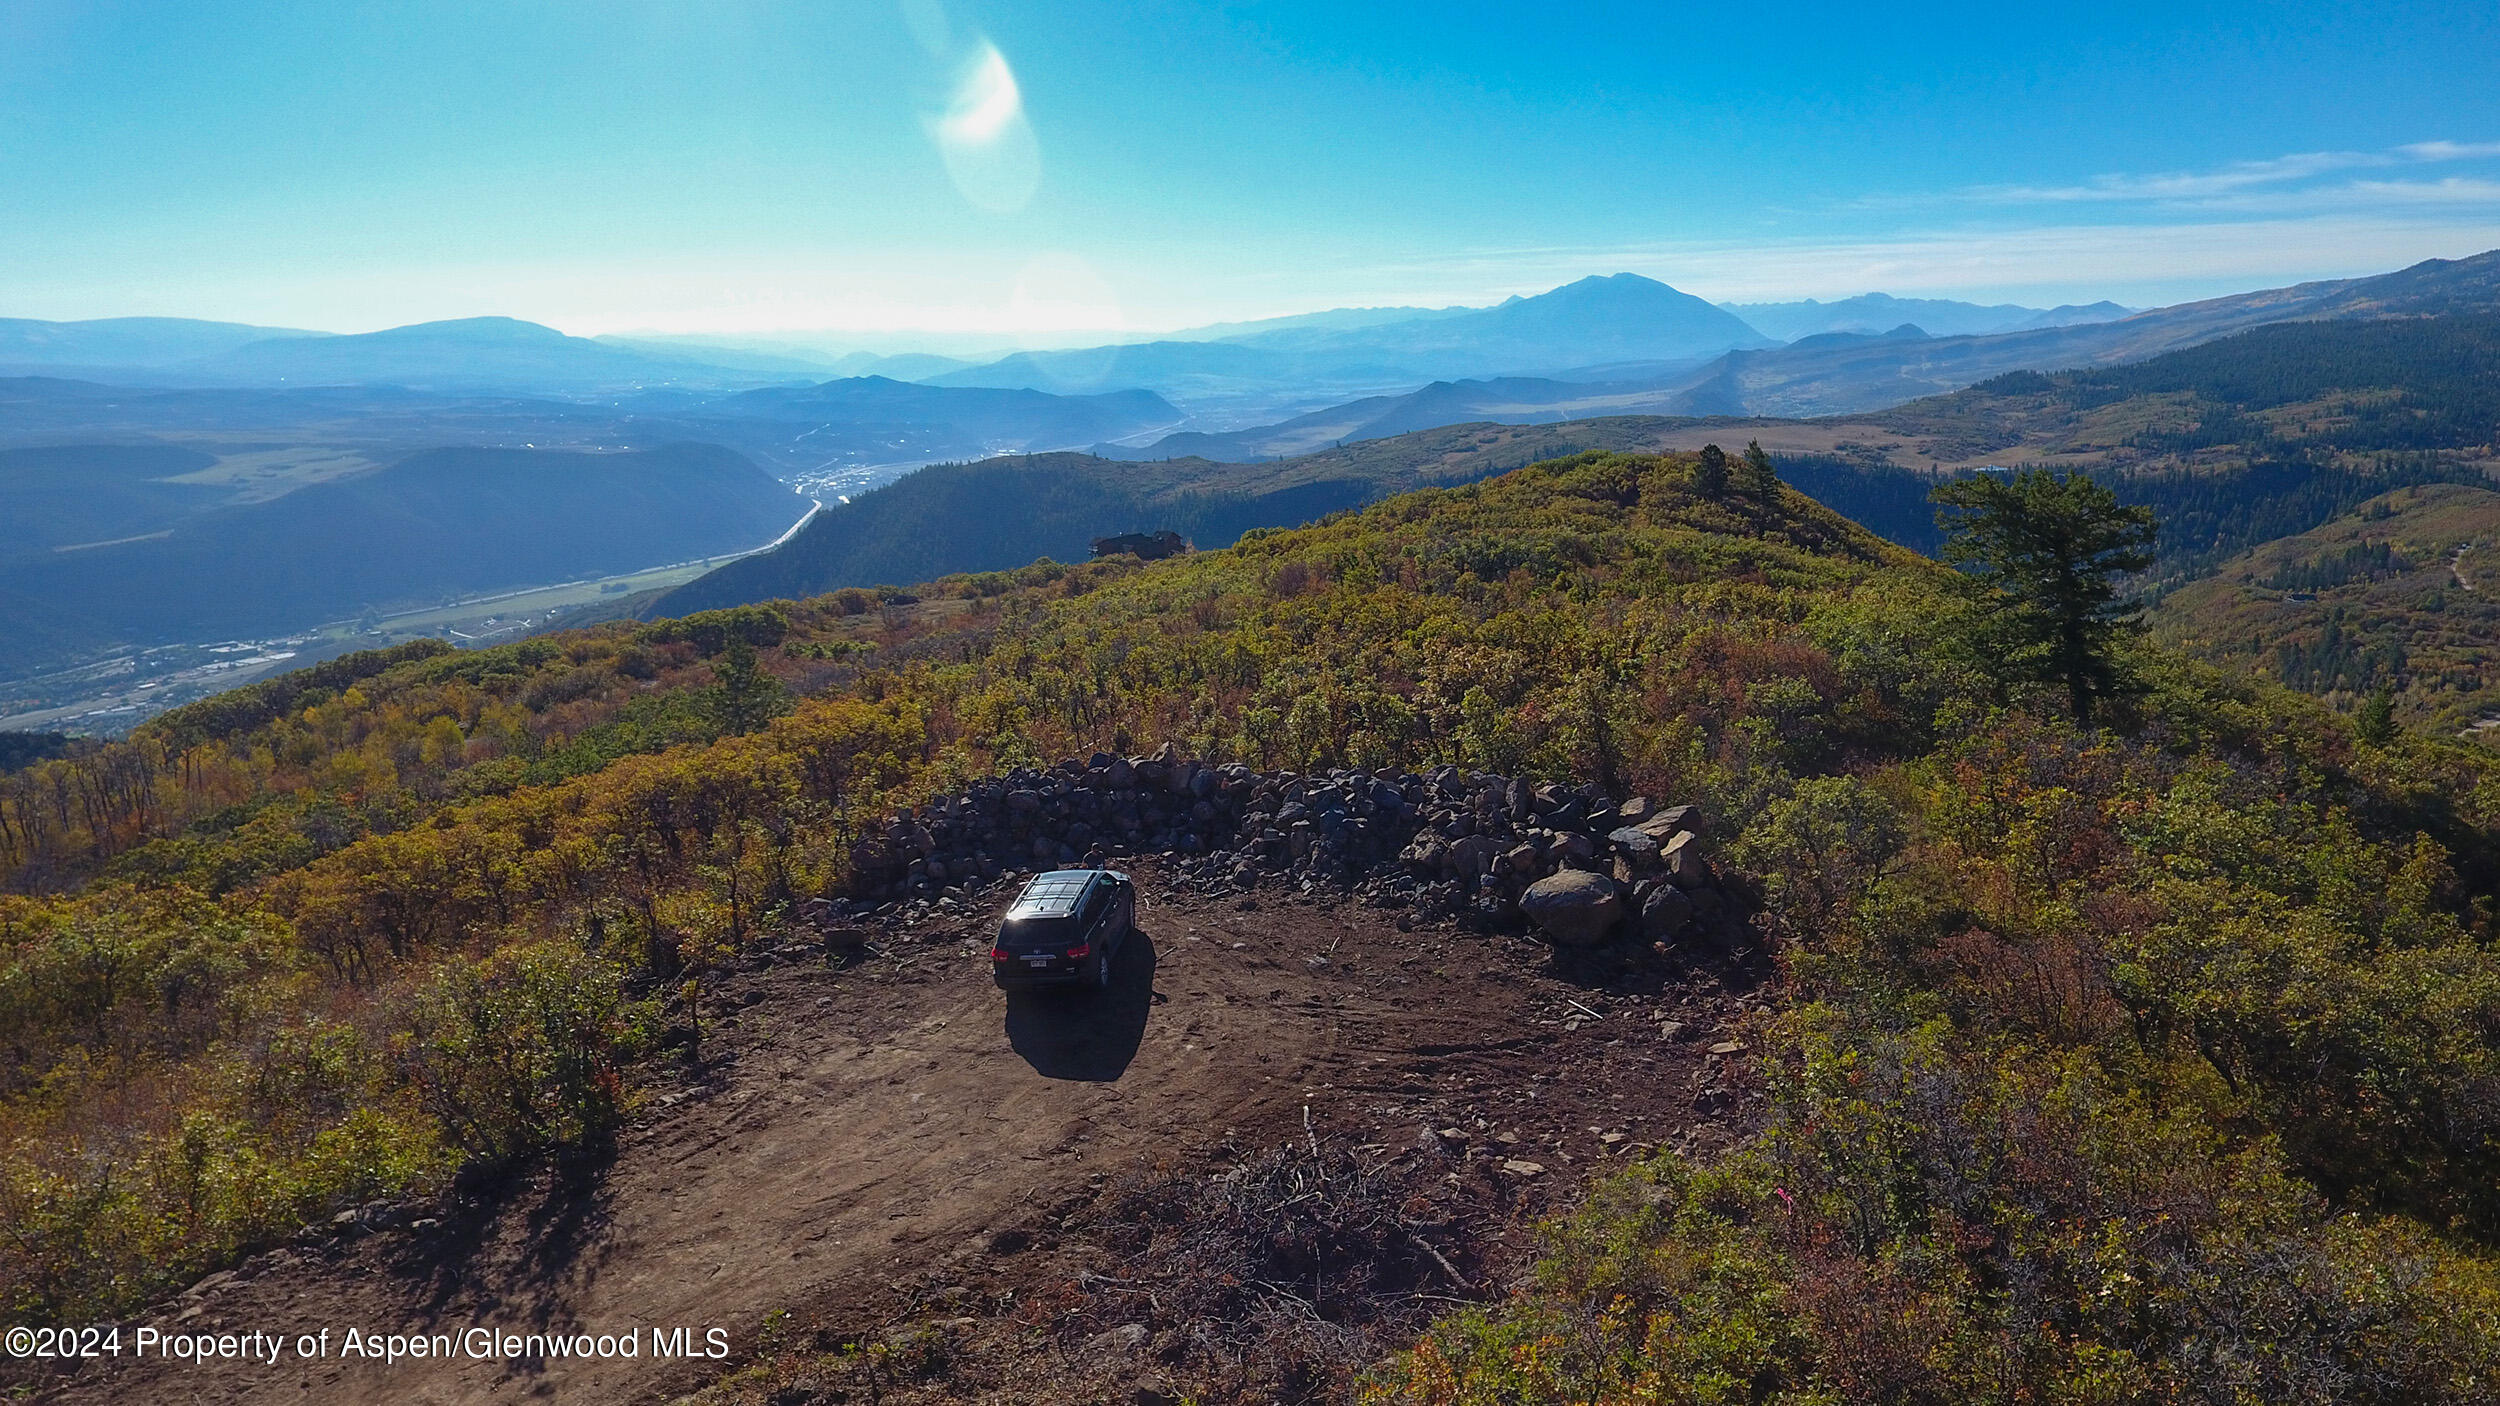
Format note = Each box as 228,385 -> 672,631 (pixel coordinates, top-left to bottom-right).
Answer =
991,869 -> 1136,990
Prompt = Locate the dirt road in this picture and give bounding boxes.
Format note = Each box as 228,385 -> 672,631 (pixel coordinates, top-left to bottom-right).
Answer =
26,863 -> 1761,1405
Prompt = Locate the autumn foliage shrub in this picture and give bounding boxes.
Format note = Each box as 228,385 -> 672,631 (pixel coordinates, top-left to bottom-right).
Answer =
406,941 -> 654,1167
1370,1019 -> 2500,1405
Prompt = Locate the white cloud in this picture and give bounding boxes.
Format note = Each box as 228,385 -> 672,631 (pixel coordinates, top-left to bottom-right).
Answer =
2396,140 -> 2500,162
1965,139 -> 2500,209
1331,215 -> 2500,308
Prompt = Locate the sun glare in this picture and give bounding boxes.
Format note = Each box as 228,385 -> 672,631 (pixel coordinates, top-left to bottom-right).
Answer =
934,42 -> 1041,213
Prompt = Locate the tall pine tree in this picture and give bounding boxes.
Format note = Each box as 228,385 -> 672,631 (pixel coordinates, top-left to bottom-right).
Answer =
1932,468 -> 2157,724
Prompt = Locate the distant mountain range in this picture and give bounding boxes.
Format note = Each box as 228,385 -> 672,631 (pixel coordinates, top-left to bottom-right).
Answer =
922,274 -> 1770,421
190,316 -> 794,392
0,316 -> 325,374
1665,248 -> 2500,419
15,251 -> 2500,720
1096,374 -> 1695,462
1724,294 -> 2133,341
0,368 -> 1183,489
1097,250 -> 2500,453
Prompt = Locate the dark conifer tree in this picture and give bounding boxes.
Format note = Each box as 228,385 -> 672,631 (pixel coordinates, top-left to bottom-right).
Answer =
1737,440 -> 1779,496
1693,443 -> 1730,496
1932,468 -> 2159,724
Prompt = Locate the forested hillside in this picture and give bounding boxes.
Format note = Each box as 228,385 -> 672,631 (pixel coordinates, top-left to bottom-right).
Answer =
4,450 -> 2498,1402
650,418 -> 1710,614
2150,482 -> 2500,732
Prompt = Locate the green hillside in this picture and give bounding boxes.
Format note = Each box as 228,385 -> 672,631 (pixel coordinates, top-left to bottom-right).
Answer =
1863,310 -> 2500,476
4,449 -> 2498,1401
652,416 -> 1981,617
649,419 -> 1704,614
2150,482 -> 2500,734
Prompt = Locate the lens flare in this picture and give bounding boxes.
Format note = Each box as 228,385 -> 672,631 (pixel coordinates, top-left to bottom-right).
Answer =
934,43 -> 1040,213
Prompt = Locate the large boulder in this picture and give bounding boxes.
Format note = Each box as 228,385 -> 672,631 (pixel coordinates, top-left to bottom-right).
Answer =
1519,870 -> 1623,947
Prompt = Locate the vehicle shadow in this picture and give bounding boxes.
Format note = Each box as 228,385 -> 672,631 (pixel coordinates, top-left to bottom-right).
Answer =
1004,929 -> 1158,1082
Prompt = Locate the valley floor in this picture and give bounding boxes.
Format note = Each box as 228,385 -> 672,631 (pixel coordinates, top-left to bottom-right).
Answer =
14,860 -> 1762,1406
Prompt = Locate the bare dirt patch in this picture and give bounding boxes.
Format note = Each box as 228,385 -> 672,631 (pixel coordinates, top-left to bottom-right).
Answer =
23,862 -> 1763,1405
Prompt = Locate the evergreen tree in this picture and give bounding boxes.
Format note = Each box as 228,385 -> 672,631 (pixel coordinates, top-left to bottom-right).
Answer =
705,637 -> 788,736
1737,440 -> 1780,496
1693,443 -> 1730,496
1932,468 -> 2158,724
2356,680 -> 2399,746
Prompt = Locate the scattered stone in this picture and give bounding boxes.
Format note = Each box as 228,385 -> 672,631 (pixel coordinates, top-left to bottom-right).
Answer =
1500,1159 -> 1547,1178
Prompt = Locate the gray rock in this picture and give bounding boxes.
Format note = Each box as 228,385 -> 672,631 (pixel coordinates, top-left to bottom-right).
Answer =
1518,869 -> 1622,947
1401,834 -> 1449,874
1639,883 -> 1694,942
1448,833 -> 1505,877
1637,804 -> 1701,840
1663,830 -> 1710,886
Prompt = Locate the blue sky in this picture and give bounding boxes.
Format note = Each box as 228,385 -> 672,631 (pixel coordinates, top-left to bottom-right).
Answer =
3,0 -> 2498,341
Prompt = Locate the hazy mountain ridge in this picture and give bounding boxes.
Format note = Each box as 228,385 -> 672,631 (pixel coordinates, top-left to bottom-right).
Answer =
0,315 -> 328,369
1684,249 -> 2500,419
188,316 -> 804,392
1082,252 -> 2500,459
1724,292 -> 2133,340
1095,374 -> 1702,462
0,443 -> 805,673
920,274 -> 1770,424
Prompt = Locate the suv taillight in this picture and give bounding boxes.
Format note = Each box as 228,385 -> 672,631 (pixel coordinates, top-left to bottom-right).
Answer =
1064,942 -> 1090,959
989,946 -> 1009,962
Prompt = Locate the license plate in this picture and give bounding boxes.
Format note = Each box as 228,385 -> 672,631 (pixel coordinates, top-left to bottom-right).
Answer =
1023,955 -> 1055,966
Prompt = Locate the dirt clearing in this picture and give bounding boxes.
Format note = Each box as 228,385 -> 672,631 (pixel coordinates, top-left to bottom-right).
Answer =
23,862 -> 1763,1405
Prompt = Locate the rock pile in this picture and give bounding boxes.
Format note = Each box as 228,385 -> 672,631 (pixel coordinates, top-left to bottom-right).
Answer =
822,746 -> 1738,949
